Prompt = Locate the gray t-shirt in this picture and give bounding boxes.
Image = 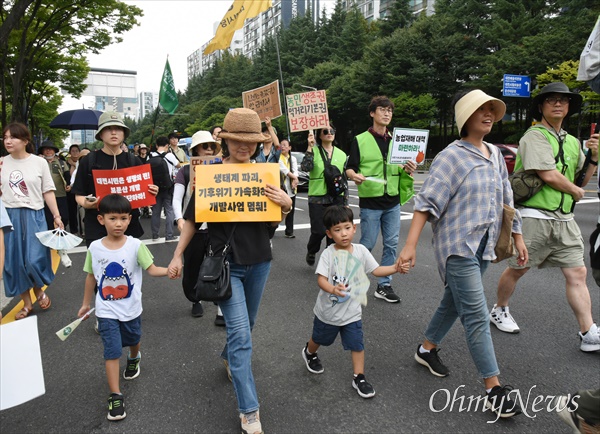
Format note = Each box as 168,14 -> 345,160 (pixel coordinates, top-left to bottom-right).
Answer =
313,243 -> 378,326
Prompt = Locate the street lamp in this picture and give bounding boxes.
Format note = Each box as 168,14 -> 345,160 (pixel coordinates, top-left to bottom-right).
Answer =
297,84 -> 317,92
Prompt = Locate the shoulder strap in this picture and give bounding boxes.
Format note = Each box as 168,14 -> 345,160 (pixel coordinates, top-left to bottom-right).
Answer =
530,126 -> 565,164
317,145 -> 331,166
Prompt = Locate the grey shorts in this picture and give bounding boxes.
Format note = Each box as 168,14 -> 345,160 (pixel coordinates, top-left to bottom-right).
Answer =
508,217 -> 584,269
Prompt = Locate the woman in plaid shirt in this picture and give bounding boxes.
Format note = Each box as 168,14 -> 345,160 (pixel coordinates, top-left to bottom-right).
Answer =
397,89 -> 528,419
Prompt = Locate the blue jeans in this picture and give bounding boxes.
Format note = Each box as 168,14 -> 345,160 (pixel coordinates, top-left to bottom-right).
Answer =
359,204 -> 400,286
424,234 -> 500,379
220,261 -> 271,414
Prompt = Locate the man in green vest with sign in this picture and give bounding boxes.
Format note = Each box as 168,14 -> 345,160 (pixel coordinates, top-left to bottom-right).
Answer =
490,82 -> 600,353
346,96 -> 417,303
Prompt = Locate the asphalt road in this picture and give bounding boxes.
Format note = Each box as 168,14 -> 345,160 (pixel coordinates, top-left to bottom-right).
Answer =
1,175 -> 599,433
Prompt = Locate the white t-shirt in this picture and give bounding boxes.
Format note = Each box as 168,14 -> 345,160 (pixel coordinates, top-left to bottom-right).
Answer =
0,154 -> 55,210
84,236 -> 154,321
313,243 -> 379,326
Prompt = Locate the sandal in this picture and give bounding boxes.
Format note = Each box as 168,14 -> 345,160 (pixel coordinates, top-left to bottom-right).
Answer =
37,292 -> 51,310
15,306 -> 32,320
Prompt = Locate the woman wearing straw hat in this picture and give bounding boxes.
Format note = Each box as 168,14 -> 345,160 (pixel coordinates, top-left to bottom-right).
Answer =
169,108 -> 292,433
397,89 -> 528,419
171,130 -> 225,321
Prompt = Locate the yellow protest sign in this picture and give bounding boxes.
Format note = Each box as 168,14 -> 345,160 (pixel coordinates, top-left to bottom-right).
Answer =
194,163 -> 281,222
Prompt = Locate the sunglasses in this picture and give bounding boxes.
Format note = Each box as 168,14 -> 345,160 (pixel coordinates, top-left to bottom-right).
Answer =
201,143 -> 217,150
322,128 -> 336,136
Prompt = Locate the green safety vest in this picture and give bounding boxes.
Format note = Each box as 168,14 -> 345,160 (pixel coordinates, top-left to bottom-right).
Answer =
356,131 -> 400,197
515,127 -> 579,213
308,145 -> 347,197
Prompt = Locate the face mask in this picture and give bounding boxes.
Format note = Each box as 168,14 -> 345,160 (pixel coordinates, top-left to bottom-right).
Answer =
43,154 -> 54,160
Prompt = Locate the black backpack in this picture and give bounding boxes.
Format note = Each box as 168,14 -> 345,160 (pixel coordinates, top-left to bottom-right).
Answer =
318,145 -> 347,197
149,152 -> 174,190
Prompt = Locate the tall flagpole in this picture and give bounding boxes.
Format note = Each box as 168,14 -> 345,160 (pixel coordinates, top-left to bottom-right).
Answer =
274,35 -> 290,142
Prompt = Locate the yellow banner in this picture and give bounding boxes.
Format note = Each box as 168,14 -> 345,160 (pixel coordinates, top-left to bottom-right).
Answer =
194,163 -> 281,222
203,0 -> 273,55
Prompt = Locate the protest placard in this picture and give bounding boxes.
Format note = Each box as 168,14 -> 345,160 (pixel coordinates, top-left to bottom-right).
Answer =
194,163 -> 281,222
389,127 -> 429,165
242,80 -> 282,121
286,90 -> 329,132
189,156 -> 223,190
93,165 -> 156,208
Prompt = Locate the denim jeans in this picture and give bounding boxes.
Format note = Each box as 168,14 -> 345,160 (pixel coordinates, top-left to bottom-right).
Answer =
359,204 -> 400,286
151,187 -> 174,238
220,260 -> 271,414
424,234 -> 500,379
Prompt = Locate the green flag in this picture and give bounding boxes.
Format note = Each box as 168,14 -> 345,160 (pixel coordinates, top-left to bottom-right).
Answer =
159,59 -> 178,114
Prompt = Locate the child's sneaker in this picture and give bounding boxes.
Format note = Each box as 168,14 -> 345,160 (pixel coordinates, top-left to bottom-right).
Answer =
123,352 -> 141,380
352,374 -> 375,398
240,410 -> 262,434
302,343 -> 324,374
486,385 -> 522,418
107,393 -> 126,421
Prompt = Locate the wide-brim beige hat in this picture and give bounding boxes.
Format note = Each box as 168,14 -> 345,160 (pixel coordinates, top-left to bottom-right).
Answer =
95,111 -> 131,141
190,130 -> 221,154
218,108 -> 271,143
455,90 -> 506,133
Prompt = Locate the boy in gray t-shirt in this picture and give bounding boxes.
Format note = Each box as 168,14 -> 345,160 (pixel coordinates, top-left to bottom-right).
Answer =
301,205 -> 406,398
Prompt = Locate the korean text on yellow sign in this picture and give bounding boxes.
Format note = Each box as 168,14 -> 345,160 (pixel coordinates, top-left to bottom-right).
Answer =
194,163 -> 281,222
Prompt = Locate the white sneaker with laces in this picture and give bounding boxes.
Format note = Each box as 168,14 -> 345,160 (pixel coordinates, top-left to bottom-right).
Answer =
579,323 -> 600,352
490,304 -> 520,333
240,410 -> 262,434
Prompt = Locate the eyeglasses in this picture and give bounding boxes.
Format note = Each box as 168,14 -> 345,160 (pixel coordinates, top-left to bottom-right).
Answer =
322,128 -> 336,136
545,96 -> 570,105
201,143 -> 217,151
376,107 -> 393,114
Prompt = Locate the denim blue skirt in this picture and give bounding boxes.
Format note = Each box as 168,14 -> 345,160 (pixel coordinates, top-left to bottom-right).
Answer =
3,207 -> 54,297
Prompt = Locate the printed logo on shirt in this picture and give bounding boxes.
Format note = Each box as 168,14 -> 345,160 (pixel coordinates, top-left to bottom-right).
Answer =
99,262 -> 134,301
329,273 -> 350,306
9,170 -> 29,197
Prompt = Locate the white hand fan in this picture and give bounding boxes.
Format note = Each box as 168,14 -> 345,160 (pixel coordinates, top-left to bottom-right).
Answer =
35,228 -> 82,250
347,269 -> 371,306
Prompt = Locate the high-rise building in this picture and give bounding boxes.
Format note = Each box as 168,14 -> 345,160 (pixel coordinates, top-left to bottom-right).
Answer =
83,68 -> 138,119
342,0 -> 436,19
139,91 -> 159,120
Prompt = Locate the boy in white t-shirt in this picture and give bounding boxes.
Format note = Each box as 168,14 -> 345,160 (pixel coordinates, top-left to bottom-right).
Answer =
301,205 -> 408,398
77,194 -> 170,421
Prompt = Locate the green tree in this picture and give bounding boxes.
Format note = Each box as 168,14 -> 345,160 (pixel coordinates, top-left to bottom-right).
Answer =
1,0 -> 142,129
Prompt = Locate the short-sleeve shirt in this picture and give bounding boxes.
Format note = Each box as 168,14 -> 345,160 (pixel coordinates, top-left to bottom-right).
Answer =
84,236 -> 154,321
313,244 -> 378,326
518,125 -> 585,220
150,151 -> 179,179
0,154 -> 55,210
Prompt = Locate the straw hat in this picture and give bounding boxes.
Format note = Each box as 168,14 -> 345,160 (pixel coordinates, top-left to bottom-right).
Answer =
455,90 -> 506,133
95,111 -> 130,141
190,130 -> 221,154
531,82 -> 582,121
218,108 -> 270,143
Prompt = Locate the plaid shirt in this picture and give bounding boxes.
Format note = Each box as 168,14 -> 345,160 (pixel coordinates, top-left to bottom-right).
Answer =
415,140 -> 522,282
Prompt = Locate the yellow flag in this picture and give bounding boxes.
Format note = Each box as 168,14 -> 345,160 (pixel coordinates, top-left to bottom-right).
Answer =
203,0 -> 272,55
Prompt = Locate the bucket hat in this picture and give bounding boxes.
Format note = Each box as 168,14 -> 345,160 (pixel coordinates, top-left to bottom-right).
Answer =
95,111 -> 130,141
455,90 -> 506,133
218,108 -> 271,143
138,144 -> 147,149
531,82 -> 582,121
38,140 -> 59,154
190,130 -> 221,154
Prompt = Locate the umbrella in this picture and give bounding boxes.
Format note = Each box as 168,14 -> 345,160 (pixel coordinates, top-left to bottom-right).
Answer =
49,109 -> 102,130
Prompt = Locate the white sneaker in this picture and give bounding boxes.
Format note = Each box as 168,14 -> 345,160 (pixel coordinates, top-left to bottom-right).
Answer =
490,304 -> 520,333
240,410 -> 262,434
579,323 -> 600,352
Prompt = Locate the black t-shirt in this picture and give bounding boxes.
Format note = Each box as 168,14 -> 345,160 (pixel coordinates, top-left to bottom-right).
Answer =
183,193 -> 272,266
347,134 -> 399,210
72,150 -> 144,241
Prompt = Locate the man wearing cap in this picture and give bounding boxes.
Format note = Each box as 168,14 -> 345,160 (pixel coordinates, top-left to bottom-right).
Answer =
39,140 -> 70,230
490,82 -> 600,353
168,132 -> 188,166
346,96 -> 417,304
72,111 -> 159,246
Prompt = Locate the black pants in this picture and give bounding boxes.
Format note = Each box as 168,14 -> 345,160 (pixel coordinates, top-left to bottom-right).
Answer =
284,195 -> 296,236
182,231 -> 209,302
66,191 -> 78,234
306,196 -> 344,254
44,196 -> 69,230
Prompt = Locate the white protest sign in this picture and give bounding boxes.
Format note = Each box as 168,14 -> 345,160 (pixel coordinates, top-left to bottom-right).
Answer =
389,127 -> 429,165
1,316 -> 46,410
